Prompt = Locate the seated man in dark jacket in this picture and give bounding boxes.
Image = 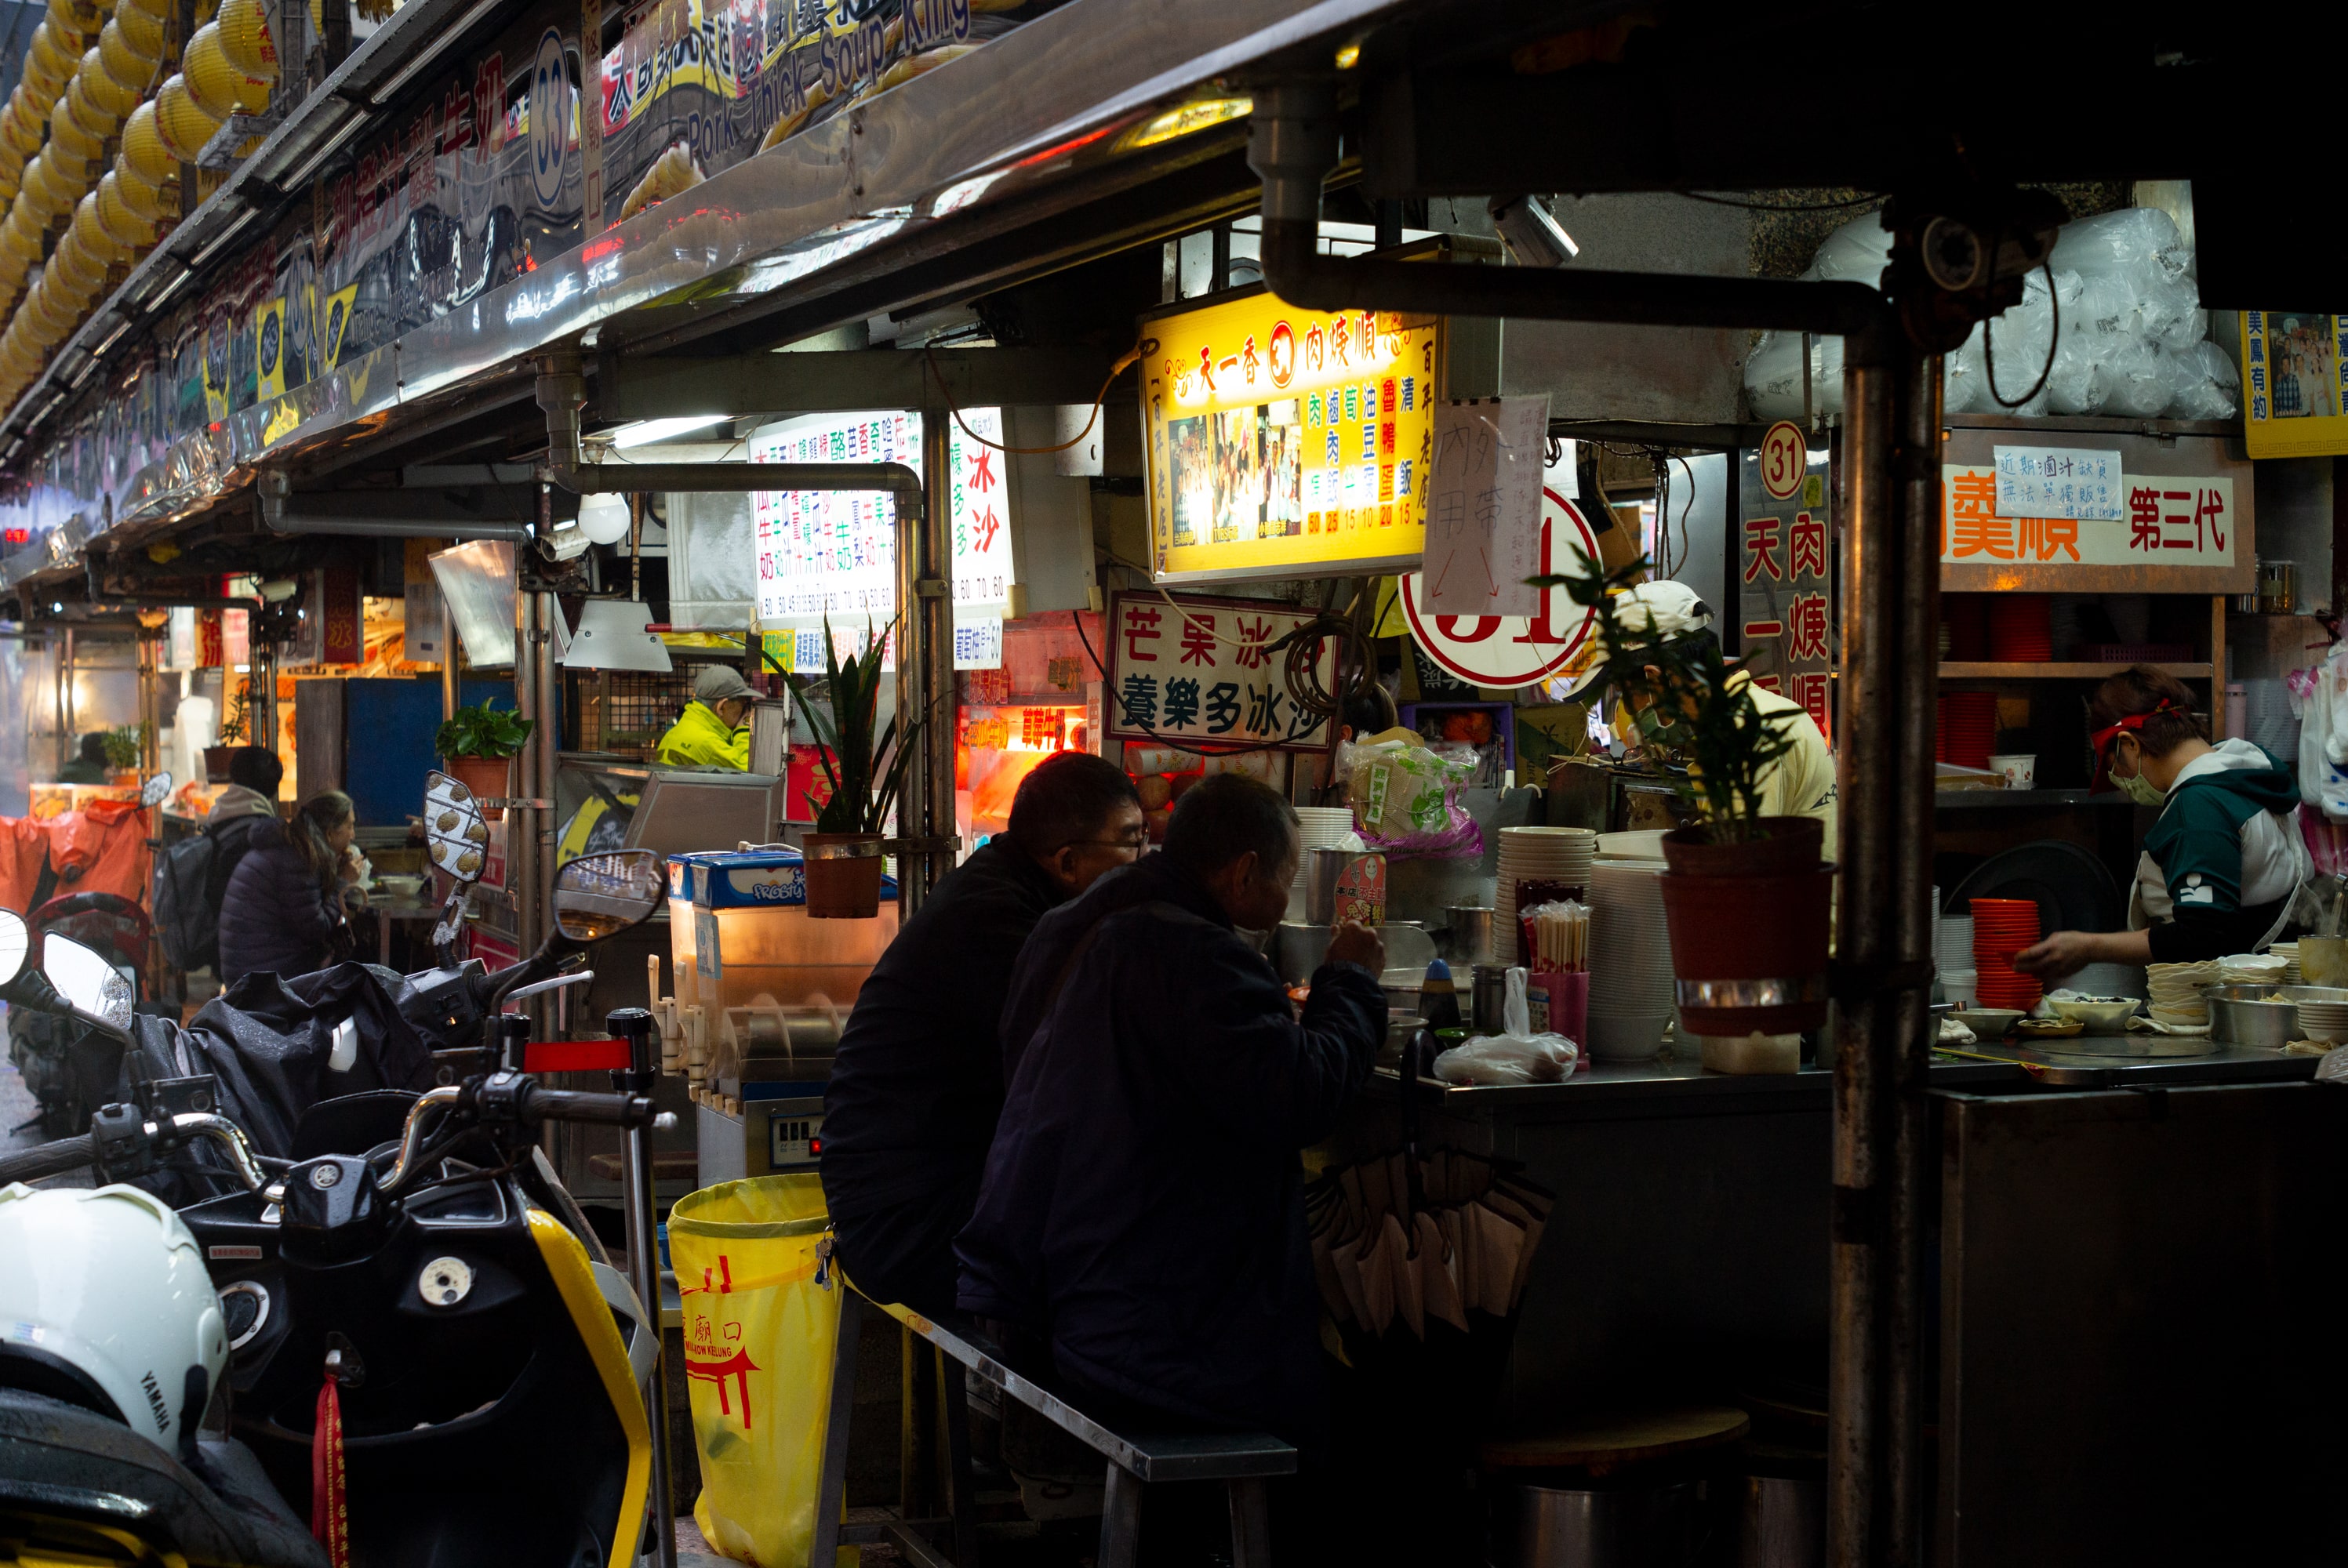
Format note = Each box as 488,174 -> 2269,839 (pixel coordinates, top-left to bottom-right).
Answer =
820,751 -> 1143,1314
959,773 -> 1386,1450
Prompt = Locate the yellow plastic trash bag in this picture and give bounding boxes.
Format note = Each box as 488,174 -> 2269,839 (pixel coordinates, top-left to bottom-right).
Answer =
667,1174 -> 854,1566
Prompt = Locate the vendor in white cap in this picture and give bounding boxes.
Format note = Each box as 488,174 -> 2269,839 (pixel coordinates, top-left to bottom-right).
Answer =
655,665 -> 756,768
1599,580 -> 1837,860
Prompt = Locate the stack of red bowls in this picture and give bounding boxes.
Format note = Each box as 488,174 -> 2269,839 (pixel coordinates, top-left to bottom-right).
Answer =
1939,693 -> 1997,768
1943,594 -> 1990,660
1970,898 -> 2042,1009
1988,596 -> 2052,662
1935,696 -> 1949,762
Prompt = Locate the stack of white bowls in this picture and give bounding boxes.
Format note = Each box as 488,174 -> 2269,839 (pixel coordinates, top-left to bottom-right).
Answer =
1586,858 -> 1675,1060
2294,991 -> 2348,1044
2217,952 -> 2288,989
1287,807 -> 1358,923
1935,909 -> 1976,1007
2270,942 -> 2305,985
1494,827 -> 1597,964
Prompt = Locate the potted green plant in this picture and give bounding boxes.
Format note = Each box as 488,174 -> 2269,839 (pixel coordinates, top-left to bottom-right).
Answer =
785,619 -> 920,919
205,685 -> 250,782
1538,553 -> 1832,1036
436,701 -> 535,822
102,724 -> 146,786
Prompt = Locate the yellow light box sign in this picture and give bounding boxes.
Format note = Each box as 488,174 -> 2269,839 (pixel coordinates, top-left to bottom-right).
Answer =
1141,289 -> 1445,583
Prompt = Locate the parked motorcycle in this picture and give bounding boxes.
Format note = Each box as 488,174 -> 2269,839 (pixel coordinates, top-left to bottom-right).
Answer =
0,843 -> 677,1568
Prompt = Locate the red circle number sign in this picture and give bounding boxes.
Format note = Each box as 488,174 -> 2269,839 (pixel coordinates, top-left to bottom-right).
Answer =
1759,420 -> 1807,501
1401,488 -> 1603,690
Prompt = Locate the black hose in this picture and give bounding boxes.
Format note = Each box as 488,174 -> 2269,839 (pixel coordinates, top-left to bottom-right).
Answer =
0,1134 -> 97,1185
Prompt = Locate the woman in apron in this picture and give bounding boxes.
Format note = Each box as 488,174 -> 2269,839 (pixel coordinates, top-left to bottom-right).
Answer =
2015,666 -> 2310,979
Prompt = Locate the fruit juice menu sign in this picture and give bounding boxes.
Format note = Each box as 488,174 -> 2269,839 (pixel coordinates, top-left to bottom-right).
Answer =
1142,289 -> 1446,583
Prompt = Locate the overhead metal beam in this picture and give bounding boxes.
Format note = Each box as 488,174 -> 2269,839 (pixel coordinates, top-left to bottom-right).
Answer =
597,347 -> 1125,424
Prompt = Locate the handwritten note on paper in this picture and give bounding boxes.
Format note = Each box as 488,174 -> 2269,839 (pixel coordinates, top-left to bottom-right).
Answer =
1422,395 -> 1551,615
1992,445 -> 2124,522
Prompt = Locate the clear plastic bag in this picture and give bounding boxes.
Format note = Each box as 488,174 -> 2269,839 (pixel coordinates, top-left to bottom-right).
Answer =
1347,734 -> 1482,859
2048,206 -> 2191,283
1431,969 -> 1579,1084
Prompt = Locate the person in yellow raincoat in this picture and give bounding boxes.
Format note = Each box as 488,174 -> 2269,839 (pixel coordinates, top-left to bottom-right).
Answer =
656,666 -> 755,768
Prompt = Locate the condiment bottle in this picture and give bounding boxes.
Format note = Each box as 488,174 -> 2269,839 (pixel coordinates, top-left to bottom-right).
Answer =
1419,958 -> 1463,1033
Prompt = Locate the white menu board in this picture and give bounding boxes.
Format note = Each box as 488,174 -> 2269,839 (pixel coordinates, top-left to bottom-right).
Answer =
751,409 -> 1010,671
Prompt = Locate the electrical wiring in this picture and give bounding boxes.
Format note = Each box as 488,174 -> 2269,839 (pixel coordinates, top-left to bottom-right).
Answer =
922,336 -> 1157,456
1677,190 -> 1885,212
1981,260 -> 2061,410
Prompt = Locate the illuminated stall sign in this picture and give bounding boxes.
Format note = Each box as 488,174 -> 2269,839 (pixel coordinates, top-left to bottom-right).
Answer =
749,408 -> 1012,670
1142,289 -> 1446,583
1739,445 -> 1834,741
1102,590 -> 1336,753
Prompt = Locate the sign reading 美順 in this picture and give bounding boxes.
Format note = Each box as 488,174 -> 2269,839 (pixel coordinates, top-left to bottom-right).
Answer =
1102,591 -> 1338,753
1941,466 -> 2237,570
1142,287 -> 1448,584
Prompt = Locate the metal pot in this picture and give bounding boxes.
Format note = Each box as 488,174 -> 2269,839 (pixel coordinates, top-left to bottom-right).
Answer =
1445,906 -> 1497,967
2204,984 -> 2296,1050
1504,1479 -> 1710,1568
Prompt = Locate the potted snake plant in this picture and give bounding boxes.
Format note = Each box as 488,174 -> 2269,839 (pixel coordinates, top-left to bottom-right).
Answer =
786,619 -> 921,919
1538,554 -> 1832,1036
435,701 -> 534,822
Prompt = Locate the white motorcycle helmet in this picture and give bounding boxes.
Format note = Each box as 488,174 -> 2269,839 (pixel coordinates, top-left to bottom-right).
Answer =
0,1182 -> 228,1455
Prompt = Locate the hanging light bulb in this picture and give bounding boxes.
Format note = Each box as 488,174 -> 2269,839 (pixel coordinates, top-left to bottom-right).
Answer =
577,492 -> 631,546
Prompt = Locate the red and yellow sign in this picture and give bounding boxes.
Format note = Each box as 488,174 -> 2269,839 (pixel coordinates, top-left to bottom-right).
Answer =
1141,289 -> 1446,583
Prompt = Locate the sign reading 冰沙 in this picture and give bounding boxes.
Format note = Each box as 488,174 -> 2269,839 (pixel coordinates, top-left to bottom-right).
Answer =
1990,445 -> 2124,521
1942,466 -> 2235,567
1102,592 -> 1337,753
749,410 -> 1011,671
1739,451 -> 1833,742
1143,288 -> 1447,583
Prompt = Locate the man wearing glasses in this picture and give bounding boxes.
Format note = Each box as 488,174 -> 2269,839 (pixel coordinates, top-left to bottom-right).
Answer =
820,750 -> 1146,1316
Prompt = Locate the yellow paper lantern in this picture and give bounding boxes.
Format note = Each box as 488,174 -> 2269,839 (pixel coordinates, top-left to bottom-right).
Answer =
70,192 -> 125,270
38,131 -> 94,204
112,3 -> 166,63
184,24 -> 270,119
215,0 -> 278,83
79,48 -> 143,121
113,158 -> 166,221
16,156 -> 65,224
24,29 -> 73,103
45,0 -> 98,47
96,172 -> 158,249
48,94 -> 107,163
0,94 -> 42,159
153,76 -> 221,164
0,206 -> 42,265
0,170 -> 17,207
121,100 -> 176,185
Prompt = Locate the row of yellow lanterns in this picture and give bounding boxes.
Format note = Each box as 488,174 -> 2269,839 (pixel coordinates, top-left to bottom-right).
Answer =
0,0 -> 279,412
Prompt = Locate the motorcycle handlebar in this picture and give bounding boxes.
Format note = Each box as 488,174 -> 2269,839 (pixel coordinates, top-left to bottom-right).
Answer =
519,1086 -> 658,1128
0,1134 -> 96,1185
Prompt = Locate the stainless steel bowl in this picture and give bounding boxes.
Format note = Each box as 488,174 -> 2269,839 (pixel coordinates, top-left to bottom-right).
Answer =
2204,983 -> 2297,1050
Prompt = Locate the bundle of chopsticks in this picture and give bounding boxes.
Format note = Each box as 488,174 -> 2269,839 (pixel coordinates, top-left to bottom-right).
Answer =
1522,899 -> 1589,973
1306,1149 -> 1554,1339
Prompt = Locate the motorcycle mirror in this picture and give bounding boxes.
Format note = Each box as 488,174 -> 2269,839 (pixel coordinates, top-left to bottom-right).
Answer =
43,934 -> 133,1036
551,851 -> 663,942
140,771 -> 173,808
424,771 -> 491,885
0,910 -> 26,987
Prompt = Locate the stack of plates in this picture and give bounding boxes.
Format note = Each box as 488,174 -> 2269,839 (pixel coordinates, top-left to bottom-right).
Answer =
1939,693 -> 1997,768
1286,807 -> 1358,923
1970,897 -> 2042,1010
1586,859 -> 1674,1061
1989,596 -> 2053,661
2147,960 -> 2221,1029
2218,952 -> 2288,988
2293,990 -> 2348,1044
1935,910 -> 1977,1007
1495,827 -> 1597,964
2270,942 -> 2305,985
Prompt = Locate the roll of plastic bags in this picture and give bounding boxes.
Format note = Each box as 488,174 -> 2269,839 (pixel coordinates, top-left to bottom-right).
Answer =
2046,338 -> 2111,416
2138,272 -> 2206,351
2165,341 -> 2242,420
2049,205 -> 2191,283
2099,340 -> 2180,419
1804,215 -> 1892,286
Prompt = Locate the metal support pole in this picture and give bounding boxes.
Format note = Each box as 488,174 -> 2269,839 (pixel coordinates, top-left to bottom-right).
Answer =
511,579 -> 542,960
892,414 -> 957,915
440,599 -> 459,722
57,628 -> 70,775
608,1007 -> 676,1568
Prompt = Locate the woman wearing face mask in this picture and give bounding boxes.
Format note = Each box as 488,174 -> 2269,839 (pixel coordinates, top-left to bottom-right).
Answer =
2015,667 -> 2310,979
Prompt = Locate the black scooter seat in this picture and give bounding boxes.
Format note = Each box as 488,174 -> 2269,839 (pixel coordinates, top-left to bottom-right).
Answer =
0,1389 -> 327,1568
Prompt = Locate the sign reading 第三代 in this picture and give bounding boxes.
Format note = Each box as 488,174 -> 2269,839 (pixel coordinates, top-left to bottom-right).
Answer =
1941,466 -> 2236,568
1102,591 -> 1337,753
1142,288 -> 1447,584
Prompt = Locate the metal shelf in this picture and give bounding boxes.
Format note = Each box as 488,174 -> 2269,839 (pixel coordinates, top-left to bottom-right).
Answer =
1939,662 -> 2214,680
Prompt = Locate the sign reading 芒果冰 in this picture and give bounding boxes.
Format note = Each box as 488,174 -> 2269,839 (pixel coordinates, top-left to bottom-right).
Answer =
1940,466 -> 2236,567
1142,289 -> 1446,583
1102,590 -> 1336,752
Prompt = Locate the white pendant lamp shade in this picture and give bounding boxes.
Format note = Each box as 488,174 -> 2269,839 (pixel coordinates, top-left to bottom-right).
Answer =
565,597 -> 672,671
577,492 -> 631,545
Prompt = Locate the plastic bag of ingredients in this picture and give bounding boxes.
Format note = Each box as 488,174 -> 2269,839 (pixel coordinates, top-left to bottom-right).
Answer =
1433,969 -> 1578,1085
1346,727 -> 1482,859
2048,205 -> 2194,283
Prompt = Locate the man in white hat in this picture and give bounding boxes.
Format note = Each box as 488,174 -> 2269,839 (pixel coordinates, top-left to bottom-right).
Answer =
654,665 -> 755,768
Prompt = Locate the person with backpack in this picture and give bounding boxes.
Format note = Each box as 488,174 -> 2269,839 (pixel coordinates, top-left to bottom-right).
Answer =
217,788 -> 364,986
152,748 -> 282,975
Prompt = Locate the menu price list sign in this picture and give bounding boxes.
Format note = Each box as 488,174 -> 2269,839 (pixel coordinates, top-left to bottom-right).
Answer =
751,408 -> 1012,671
1103,591 -> 1336,753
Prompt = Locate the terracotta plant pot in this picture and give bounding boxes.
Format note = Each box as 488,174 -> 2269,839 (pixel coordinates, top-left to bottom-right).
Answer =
1657,864 -> 1836,1036
443,753 -> 511,822
1659,815 -> 1823,877
203,746 -> 234,782
801,832 -> 885,919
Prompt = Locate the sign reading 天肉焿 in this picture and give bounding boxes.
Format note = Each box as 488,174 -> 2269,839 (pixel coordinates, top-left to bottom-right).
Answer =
2241,310 -> 2348,459
1102,591 -> 1337,753
1940,466 -> 2236,568
1141,288 -> 1447,584
1739,452 -> 1833,744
